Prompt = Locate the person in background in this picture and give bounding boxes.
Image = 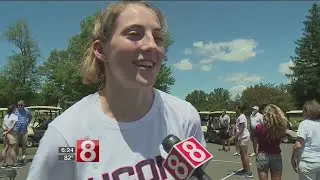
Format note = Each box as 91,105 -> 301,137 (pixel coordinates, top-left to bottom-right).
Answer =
291,100 -> 320,180
14,100 -> 32,165
232,122 -> 240,156
218,110 -> 231,151
1,104 -> 18,168
229,104 -> 253,178
249,106 -> 264,157
254,104 -> 287,180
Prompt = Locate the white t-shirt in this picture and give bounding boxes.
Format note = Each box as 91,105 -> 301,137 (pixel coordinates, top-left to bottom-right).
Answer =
3,114 -> 18,130
297,119 -> 320,163
26,89 -> 206,180
236,114 -> 250,140
219,114 -> 230,128
250,112 -> 264,130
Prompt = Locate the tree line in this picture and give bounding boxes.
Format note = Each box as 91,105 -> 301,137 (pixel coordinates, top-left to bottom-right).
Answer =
185,84 -> 296,113
1,3 -> 319,111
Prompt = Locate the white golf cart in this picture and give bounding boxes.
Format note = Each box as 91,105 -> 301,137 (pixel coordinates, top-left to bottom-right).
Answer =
199,111 -> 211,142
25,106 -> 62,147
283,110 -> 303,143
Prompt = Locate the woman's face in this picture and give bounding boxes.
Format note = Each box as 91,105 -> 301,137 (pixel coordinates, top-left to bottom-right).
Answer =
101,5 -> 165,88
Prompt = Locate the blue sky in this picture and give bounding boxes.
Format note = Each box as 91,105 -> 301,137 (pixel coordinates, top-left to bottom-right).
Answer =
0,1 -> 315,99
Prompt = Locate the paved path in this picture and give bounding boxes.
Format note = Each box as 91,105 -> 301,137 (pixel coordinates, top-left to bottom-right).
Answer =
3,142 -> 299,180
204,142 -> 299,180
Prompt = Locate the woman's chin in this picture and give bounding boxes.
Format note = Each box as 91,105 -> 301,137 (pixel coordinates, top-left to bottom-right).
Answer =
135,76 -> 156,88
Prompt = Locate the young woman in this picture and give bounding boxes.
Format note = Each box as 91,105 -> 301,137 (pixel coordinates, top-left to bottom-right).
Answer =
27,1 -> 205,180
254,104 -> 287,180
229,104 -> 253,178
291,100 -> 320,180
1,104 -> 18,168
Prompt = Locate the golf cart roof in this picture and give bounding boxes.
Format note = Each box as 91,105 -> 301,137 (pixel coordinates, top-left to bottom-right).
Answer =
198,111 -> 211,114
286,110 -> 303,114
26,106 -> 62,110
0,108 -> 7,111
211,110 -> 236,114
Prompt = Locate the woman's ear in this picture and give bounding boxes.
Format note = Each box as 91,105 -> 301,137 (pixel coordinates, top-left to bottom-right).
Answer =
93,40 -> 107,62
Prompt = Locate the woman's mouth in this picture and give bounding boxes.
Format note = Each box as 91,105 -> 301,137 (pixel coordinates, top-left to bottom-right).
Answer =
134,60 -> 155,69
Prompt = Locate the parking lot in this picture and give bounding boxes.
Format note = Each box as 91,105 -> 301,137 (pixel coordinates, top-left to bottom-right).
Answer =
204,142 -> 299,180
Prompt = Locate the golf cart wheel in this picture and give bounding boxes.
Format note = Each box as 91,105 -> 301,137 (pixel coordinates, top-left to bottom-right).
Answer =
204,133 -> 209,142
26,137 -> 34,148
282,135 -> 291,143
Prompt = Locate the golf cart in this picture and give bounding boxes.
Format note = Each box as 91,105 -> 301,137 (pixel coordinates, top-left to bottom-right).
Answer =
205,110 -> 236,144
0,108 -> 7,119
25,106 -> 62,147
283,110 -> 303,143
0,108 -> 8,143
199,111 -> 211,142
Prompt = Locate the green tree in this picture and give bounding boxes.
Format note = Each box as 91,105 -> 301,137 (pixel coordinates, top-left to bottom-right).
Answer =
288,3 -> 320,108
185,90 -> 208,111
41,12 -> 175,106
241,83 -> 296,114
207,88 -> 232,110
0,20 -> 41,106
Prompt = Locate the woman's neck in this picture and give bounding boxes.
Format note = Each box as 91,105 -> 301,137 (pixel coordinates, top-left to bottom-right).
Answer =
98,80 -> 155,123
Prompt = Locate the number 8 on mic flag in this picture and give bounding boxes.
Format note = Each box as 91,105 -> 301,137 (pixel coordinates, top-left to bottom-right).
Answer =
162,137 -> 213,180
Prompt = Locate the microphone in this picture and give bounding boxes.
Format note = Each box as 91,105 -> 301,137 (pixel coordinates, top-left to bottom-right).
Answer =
162,134 -> 213,180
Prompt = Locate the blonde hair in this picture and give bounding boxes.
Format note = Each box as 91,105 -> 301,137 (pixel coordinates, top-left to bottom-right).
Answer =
80,1 -> 168,84
303,100 -> 320,120
263,104 -> 288,140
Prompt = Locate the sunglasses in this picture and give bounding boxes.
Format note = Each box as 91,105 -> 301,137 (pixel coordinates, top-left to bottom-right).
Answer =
18,104 -> 24,107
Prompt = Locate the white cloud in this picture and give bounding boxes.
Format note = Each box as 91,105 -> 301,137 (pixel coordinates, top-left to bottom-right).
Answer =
221,72 -> 264,85
183,48 -> 192,56
200,64 -> 212,71
193,38 -> 258,62
278,60 -> 294,76
230,84 -> 247,98
179,38 -> 260,72
173,59 -> 193,71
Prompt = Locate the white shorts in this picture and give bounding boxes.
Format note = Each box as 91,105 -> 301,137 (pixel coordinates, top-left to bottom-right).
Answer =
298,161 -> 320,180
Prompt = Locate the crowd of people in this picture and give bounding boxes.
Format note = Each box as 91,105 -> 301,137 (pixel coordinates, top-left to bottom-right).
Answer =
0,100 -> 31,169
217,89 -> 320,180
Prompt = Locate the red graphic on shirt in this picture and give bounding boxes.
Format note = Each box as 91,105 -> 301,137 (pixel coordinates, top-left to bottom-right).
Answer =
87,155 -> 168,180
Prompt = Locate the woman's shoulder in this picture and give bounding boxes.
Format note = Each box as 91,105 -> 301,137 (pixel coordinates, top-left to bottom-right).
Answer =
50,93 -> 99,127
10,114 -> 18,119
299,119 -> 320,127
156,89 -> 193,108
155,89 -> 197,116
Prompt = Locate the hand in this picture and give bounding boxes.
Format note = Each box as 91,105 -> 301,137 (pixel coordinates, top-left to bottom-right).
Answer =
228,136 -> 235,143
291,158 -> 298,173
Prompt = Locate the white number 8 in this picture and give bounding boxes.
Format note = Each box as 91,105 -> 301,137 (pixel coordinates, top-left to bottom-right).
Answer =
80,140 -> 96,162
182,141 -> 206,162
167,155 -> 188,179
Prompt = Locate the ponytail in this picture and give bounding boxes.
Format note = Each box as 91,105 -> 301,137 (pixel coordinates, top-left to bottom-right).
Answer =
80,43 -> 105,84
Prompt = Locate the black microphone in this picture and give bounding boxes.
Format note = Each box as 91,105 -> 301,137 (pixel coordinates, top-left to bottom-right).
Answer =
162,134 -> 212,180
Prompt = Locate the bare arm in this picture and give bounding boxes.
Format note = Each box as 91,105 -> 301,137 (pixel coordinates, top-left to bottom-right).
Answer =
291,137 -> 304,173
234,123 -> 244,138
2,119 -> 6,130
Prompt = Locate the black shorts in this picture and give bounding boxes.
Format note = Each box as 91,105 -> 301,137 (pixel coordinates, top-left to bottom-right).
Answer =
250,129 -> 256,140
220,127 -> 230,139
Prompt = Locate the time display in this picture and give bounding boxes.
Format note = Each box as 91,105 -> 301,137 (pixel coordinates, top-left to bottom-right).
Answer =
58,147 -> 75,153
